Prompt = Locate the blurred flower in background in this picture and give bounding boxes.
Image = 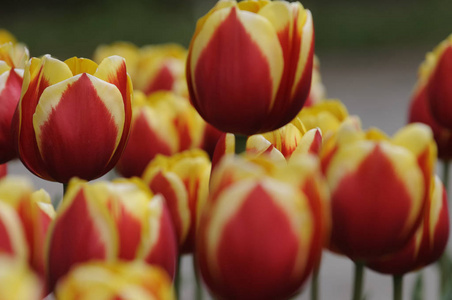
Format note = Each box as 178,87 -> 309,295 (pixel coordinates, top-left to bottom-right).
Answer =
197,153 -> 330,299
55,260 -> 175,300
0,176 -> 54,280
93,42 -> 188,97
0,31 -> 29,163
12,55 -> 132,183
46,178 -> 177,291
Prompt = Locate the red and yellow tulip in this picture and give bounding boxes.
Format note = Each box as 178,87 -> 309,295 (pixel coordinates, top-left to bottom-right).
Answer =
142,149 -> 211,253
421,35 -> 452,128
0,255 -> 44,300
323,123 -> 436,261
55,260 -> 175,300
46,178 -> 177,290
187,0 -> 314,135
0,39 -> 29,163
0,176 -> 54,279
94,42 -> 187,96
116,91 -> 206,177
197,154 -> 330,299
12,55 -> 132,183
367,175 -> 449,275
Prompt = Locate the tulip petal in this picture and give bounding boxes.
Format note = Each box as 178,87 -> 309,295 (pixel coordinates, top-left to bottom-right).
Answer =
190,6 -> 283,134
64,57 -> 98,76
32,73 -> 124,182
47,187 -> 118,290
0,202 -> 28,259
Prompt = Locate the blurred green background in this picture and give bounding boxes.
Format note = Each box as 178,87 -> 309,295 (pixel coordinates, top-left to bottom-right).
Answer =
1,0 -> 451,59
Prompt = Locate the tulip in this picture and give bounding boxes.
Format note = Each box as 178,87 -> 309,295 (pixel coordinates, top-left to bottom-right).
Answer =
409,83 -> 452,160
55,260 -> 175,300
142,149 -> 211,253
187,0 -> 314,135
0,41 -> 29,163
0,255 -> 43,300
46,178 -> 177,290
93,42 -> 187,96
0,176 -> 54,278
367,175 -> 449,275
12,55 -> 132,183
323,123 -> 436,261
422,35 -> 452,128
116,91 -> 206,177
197,154 -> 330,299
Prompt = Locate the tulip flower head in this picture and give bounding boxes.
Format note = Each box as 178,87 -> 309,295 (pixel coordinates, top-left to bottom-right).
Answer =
421,35 -> 452,128
197,154 -> 330,299
0,176 -> 54,279
187,0 -> 314,135
323,123 -> 436,261
0,40 -> 29,163
368,175 -> 449,275
12,55 -> 132,183
94,42 -> 187,96
142,149 -> 211,253
46,178 -> 177,291
116,91 -> 205,177
55,261 -> 175,300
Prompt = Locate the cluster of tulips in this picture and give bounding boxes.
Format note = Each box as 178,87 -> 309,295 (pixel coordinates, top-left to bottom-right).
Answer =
0,0 -> 451,299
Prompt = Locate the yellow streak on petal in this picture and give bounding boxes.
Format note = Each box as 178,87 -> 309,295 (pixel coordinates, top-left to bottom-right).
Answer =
64,57 -> 98,76
258,1 -> 292,38
136,194 -> 164,259
190,7 -> 283,105
40,55 -> 74,86
392,123 -> 437,160
291,128 -> 322,156
291,8 -> 313,98
0,176 -> 33,207
0,202 -> 29,260
32,74 -> 125,161
93,55 -> 126,83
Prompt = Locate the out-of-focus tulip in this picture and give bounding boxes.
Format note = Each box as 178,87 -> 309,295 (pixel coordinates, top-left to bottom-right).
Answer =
55,260 -> 175,300
0,255 -> 43,300
0,176 -> 54,278
116,91 -> 205,177
211,118 -> 322,172
12,55 -> 132,183
323,123 -> 436,261
187,0 -> 314,135
197,154 -> 330,299
0,29 -> 17,44
0,41 -> 29,163
94,42 -> 187,96
46,178 -> 177,291
420,35 -> 452,128
0,164 -> 6,178
368,175 -> 449,275
304,55 -> 326,107
409,83 -> 452,160
142,149 -> 211,253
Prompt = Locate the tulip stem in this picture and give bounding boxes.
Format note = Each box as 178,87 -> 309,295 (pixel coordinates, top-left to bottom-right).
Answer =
311,267 -> 320,300
63,183 -> 68,196
393,275 -> 403,300
235,135 -> 248,154
175,255 -> 181,299
352,262 -> 365,300
443,160 -> 450,194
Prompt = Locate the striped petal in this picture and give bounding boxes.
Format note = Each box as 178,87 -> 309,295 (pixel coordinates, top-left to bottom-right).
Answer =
189,6 -> 283,134
46,184 -> 118,291
0,202 -> 28,260
32,73 -> 124,182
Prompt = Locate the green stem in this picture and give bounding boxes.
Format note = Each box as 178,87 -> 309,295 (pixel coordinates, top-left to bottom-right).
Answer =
311,267 -> 319,300
443,160 -> 450,194
235,134 -> 248,154
63,183 -> 68,196
175,255 -> 181,298
393,275 -> 403,300
352,262 -> 365,300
